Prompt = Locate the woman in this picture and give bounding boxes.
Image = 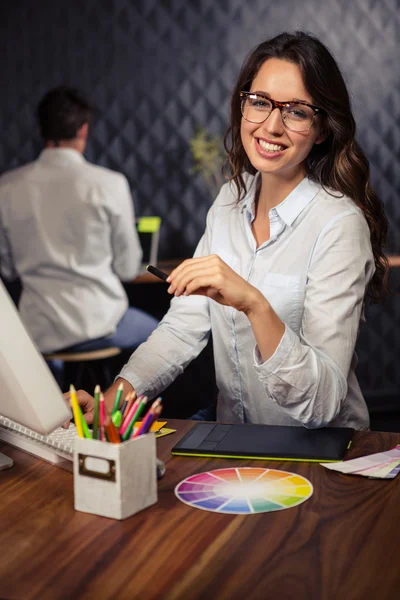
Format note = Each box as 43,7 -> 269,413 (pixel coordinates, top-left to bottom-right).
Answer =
72,31 -> 388,429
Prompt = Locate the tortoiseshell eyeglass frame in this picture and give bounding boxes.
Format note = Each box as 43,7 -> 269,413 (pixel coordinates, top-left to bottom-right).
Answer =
239,91 -> 325,132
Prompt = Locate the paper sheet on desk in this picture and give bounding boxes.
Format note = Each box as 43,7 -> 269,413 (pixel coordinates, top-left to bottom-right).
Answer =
133,421 -> 176,438
155,427 -> 176,438
321,445 -> 400,479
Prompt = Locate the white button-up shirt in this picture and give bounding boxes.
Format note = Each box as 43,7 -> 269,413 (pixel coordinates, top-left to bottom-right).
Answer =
0,148 -> 142,353
120,174 -> 374,429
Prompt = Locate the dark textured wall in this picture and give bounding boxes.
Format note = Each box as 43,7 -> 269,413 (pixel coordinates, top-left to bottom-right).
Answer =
1,0 -> 399,255
1,0 -> 400,414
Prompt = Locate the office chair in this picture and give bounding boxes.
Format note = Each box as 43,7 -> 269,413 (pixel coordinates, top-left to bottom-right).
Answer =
44,346 -> 121,391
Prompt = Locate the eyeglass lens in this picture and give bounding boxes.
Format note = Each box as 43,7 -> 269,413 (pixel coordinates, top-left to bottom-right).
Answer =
241,94 -> 315,132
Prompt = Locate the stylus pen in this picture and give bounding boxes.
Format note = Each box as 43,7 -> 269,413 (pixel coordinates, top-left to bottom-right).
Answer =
146,264 -> 169,282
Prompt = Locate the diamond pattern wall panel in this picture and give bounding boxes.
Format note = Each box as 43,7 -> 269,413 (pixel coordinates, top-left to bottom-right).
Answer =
1,0 -> 399,405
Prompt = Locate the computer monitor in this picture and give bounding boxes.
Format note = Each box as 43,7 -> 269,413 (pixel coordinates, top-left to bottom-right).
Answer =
136,216 -> 161,271
0,278 -> 70,469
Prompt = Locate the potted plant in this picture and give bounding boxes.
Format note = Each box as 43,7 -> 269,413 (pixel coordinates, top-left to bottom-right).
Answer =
189,126 -> 226,198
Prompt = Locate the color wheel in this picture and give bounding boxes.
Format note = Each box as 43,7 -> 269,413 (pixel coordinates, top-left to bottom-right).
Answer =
174,467 -> 313,514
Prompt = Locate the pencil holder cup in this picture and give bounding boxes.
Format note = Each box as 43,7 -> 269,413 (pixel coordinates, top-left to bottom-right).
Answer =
73,434 -> 157,520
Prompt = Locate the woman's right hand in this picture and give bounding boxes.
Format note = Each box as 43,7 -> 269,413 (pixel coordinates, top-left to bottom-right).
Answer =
62,378 -> 136,428
62,389 -> 95,427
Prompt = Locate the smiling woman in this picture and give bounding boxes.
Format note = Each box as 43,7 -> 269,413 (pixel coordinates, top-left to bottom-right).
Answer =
226,32 -> 388,300
73,31 -> 389,432
239,59 -> 327,190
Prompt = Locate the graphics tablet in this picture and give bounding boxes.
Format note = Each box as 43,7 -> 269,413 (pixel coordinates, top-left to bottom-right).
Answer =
171,422 -> 354,462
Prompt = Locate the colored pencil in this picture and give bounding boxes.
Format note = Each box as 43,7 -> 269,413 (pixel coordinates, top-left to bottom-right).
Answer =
119,399 -> 128,418
99,392 -> 106,442
122,396 -> 148,441
132,404 -> 162,439
69,384 -> 84,438
120,397 -> 140,436
104,416 -> 121,444
93,384 -> 100,440
112,382 -> 124,414
133,398 -> 162,438
121,391 -> 135,419
80,412 -> 92,439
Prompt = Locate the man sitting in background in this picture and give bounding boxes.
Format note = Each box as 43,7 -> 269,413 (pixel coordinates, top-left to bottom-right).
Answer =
0,85 -> 158,386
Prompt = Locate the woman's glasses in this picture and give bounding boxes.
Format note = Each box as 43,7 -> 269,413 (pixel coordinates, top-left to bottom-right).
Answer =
240,91 -> 324,132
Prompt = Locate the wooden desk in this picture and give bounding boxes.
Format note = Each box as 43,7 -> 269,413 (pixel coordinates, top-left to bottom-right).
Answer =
132,260 -> 181,284
1,422 -> 400,600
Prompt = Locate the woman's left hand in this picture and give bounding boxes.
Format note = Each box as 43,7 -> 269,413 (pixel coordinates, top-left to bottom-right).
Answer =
167,254 -> 265,314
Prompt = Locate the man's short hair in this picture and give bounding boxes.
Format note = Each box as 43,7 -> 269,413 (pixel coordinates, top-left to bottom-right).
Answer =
36,86 -> 93,142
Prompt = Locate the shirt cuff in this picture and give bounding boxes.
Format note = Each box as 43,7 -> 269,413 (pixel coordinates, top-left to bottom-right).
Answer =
117,367 -> 147,396
253,325 -> 297,376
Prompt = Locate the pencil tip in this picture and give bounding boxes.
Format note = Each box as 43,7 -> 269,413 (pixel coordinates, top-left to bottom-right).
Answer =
70,384 -> 76,392
118,382 -> 123,390
94,384 -> 100,393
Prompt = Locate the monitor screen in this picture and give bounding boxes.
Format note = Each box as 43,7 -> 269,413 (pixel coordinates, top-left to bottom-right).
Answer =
0,278 -> 70,441
136,217 -> 161,267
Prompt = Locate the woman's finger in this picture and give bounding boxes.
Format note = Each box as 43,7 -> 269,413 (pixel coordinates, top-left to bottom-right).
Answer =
183,275 -> 221,297
169,263 -> 221,296
167,255 -> 220,283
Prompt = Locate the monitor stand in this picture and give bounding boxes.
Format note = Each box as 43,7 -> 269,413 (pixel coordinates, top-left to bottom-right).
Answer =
0,452 -> 13,470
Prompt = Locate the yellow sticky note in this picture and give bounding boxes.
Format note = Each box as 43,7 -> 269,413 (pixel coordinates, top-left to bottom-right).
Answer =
134,420 -> 167,433
156,427 -> 177,438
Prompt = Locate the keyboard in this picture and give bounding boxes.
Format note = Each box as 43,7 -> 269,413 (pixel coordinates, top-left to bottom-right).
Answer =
0,415 -> 76,470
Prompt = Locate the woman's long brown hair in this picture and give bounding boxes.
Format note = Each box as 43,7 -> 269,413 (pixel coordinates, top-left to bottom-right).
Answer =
224,31 -> 388,301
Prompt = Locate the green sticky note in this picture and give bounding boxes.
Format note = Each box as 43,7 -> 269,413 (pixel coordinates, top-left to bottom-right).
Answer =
137,216 -> 161,233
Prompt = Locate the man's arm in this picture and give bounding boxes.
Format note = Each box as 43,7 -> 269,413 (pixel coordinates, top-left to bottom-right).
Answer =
110,174 -> 143,280
0,210 -> 18,281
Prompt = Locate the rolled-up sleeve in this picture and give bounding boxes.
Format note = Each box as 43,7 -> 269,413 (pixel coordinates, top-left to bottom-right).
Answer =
119,293 -> 211,399
254,210 -> 375,428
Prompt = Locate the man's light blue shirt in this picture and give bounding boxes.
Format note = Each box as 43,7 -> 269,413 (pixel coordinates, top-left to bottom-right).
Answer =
0,148 -> 142,352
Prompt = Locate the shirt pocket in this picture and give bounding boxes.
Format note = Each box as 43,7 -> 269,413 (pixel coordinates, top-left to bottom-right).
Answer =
259,272 -> 302,332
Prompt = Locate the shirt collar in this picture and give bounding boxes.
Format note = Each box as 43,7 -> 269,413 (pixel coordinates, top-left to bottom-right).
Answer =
38,147 -> 85,165
242,174 -> 320,226
275,177 -> 320,226
241,174 -> 259,216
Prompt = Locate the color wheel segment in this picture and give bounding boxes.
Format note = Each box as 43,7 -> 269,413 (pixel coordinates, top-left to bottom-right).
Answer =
174,467 -> 313,514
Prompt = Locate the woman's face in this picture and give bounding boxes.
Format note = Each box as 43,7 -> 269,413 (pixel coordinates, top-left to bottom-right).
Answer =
240,58 -> 325,182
